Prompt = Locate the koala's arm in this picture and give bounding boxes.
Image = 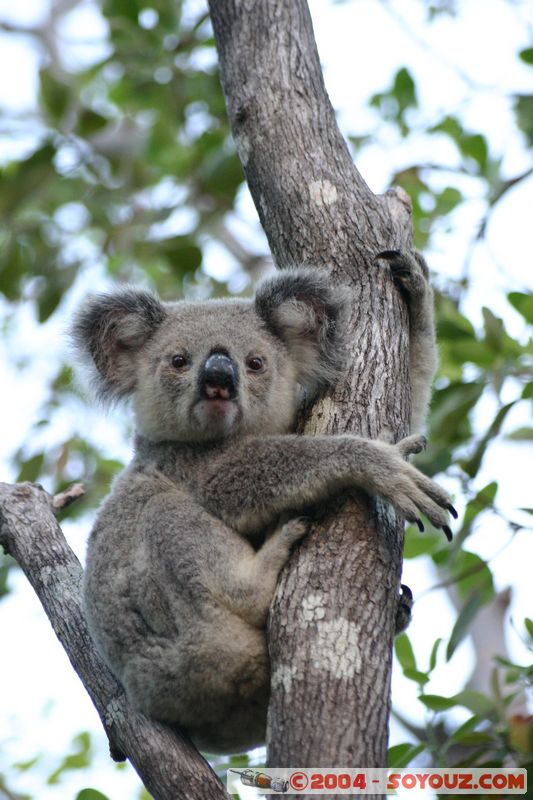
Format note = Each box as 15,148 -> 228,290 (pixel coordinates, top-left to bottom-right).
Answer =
377,251 -> 438,432
196,433 -> 454,539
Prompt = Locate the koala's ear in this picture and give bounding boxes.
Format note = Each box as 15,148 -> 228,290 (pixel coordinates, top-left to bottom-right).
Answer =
71,288 -> 167,402
254,267 -> 349,396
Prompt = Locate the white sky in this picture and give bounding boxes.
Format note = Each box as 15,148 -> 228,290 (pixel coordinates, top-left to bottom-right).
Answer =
0,0 -> 532,798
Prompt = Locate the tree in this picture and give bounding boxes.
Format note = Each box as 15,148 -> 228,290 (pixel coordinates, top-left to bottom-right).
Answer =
0,0 -> 531,797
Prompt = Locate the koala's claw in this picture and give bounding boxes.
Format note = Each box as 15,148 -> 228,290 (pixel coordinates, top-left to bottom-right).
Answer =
446,503 -> 459,520
376,249 -> 410,276
386,435 -> 455,542
395,583 -> 413,634
375,249 -> 402,262
375,249 -> 428,301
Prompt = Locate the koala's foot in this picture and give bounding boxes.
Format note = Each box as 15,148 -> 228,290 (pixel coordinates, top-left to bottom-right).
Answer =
259,517 -> 309,575
375,250 -> 429,303
278,516 -> 310,548
395,583 -> 413,635
372,434 -> 457,541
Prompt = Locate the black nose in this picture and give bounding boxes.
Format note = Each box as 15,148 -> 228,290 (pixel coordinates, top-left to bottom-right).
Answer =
200,353 -> 238,400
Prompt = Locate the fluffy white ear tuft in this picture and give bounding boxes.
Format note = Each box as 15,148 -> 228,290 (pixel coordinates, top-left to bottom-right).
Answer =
71,288 -> 167,403
254,267 -> 349,397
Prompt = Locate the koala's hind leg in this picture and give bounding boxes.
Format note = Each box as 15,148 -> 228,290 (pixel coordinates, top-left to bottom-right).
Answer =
395,583 -> 413,634
230,518 -> 309,628
376,250 -> 438,433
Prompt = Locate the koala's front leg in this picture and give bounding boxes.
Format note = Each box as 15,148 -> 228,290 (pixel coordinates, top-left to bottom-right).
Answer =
198,433 -> 456,540
376,250 -> 438,433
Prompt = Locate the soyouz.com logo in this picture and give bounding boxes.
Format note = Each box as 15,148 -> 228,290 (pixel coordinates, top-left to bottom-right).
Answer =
227,767 -> 527,795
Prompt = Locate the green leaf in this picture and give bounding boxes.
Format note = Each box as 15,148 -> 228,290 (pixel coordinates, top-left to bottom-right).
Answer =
40,70 -> 71,122
519,48 -> 533,65
16,453 -> 45,483
437,310 -> 476,341
507,292 -> 533,325
431,114 -> 464,142
0,142 -> 57,216
48,732 -> 92,785
37,284 -> 64,322
394,633 -> 416,671
451,715 -> 480,742
446,590 -> 490,660
403,668 -> 430,685
76,791 -> 111,800
445,339 -> 494,368
452,689 -> 496,716
0,554 -> 14,599
428,638 -> 442,673
435,186 -> 463,215
506,427 -> 533,441
393,67 -> 417,111
403,529 -> 443,558
14,755 -> 41,772
459,482 -> 498,535
419,694 -> 456,711
522,381 -> 533,400
514,95 -> 533,146
461,133 -> 488,171
461,402 -> 515,478
78,109 -> 110,136
158,235 -> 203,273
388,742 -> 426,768
525,618 -> 533,638
431,382 -> 484,446
482,307 -> 505,351
452,550 -> 495,601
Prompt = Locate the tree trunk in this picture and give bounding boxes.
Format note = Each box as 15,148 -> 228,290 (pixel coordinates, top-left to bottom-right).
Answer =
0,482 -> 228,800
208,0 -> 414,774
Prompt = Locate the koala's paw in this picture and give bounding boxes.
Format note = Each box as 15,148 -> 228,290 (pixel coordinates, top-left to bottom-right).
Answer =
379,434 -> 458,541
395,584 -> 413,635
279,517 -> 310,547
375,250 -> 429,303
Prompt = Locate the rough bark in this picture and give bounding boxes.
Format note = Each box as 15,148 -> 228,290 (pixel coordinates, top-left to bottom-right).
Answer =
0,482 -> 228,800
208,0 -> 414,775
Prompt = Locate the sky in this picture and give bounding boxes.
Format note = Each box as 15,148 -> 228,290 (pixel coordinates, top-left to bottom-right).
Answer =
0,0 -> 532,798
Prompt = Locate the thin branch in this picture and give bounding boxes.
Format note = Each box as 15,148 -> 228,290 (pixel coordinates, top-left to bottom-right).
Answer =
51,482 -> 85,512
0,482 -> 228,800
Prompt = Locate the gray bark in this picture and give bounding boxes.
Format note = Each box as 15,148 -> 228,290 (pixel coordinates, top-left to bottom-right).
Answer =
0,482 -> 228,800
208,0 -> 414,776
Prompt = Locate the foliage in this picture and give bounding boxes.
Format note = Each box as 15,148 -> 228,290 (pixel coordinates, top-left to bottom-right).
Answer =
393,625 -> 533,771
0,0 -> 531,796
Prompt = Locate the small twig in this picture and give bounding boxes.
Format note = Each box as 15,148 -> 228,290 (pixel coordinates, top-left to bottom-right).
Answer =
51,482 -> 85,512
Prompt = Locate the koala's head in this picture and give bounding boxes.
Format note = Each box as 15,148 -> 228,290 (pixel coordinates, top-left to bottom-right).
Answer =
72,268 -> 348,443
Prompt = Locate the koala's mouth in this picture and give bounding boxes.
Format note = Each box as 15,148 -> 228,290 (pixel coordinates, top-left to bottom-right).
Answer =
192,391 -> 240,433
205,384 -> 232,401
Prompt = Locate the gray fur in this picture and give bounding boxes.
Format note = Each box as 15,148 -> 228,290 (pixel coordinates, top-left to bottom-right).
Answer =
74,261 -> 451,753
376,250 -> 438,432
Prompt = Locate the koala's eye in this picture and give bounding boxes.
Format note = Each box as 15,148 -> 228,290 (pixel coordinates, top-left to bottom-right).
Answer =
171,354 -> 189,370
246,356 -> 264,373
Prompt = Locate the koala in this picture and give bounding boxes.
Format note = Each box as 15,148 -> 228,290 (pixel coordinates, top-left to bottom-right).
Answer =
73,251 -> 455,754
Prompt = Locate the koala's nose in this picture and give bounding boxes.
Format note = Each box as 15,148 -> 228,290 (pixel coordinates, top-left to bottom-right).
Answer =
200,353 -> 238,400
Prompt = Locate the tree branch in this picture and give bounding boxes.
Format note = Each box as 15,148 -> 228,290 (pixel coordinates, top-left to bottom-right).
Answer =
208,0 -> 414,773
0,482 -> 228,800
